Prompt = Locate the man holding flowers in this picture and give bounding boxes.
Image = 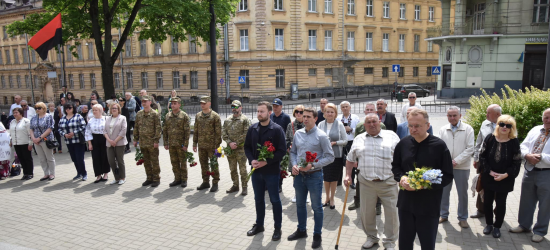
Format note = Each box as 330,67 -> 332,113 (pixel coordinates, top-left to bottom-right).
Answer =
244,101 -> 287,241
391,109 -> 454,250
289,107 -> 335,249
222,100 -> 251,195
162,97 -> 191,188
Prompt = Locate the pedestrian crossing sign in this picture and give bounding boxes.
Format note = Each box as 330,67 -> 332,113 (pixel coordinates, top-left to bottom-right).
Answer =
238,76 -> 246,84
432,66 -> 441,75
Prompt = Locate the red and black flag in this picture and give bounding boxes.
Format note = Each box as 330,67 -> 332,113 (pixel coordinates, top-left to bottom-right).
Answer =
28,13 -> 62,61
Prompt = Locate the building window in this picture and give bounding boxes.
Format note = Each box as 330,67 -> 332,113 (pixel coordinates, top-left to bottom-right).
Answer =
190,71 -> 198,89
399,34 -> 405,52
240,29 -> 249,51
189,36 -> 197,53
534,0 -> 549,23
324,0 -> 332,13
325,68 -> 332,76
173,71 -> 180,89
414,35 -> 420,52
426,67 -> 432,76
399,67 -> 405,77
141,72 -> 148,89
114,73 -> 120,89
5,50 -> 10,64
156,72 -> 163,89
77,74 -> 83,89
308,30 -> 317,50
239,70 -> 250,89
0,76 -> 4,88
13,49 -> 19,64
348,0 -> 355,15
429,7 -> 434,22
366,0 -> 373,17
239,0 -> 247,11
365,32 -> 373,51
171,36 -> 178,54
2,26 -> 7,39
90,73 -> 96,89
8,76 -> 13,88
399,3 -> 406,19
31,50 -> 36,63
112,40 -> 118,54
308,0 -> 317,12
68,74 -> 74,89
88,42 -> 95,59
16,75 -> 21,88
123,40 -> 131,57
274,0 -> 283,10
182,74 -> 187,84
428,41 -> 433,52
22,48 -> 28,63
383,2 -> 390,18
76,44 -> 82,59
154,43 -> 162,56
25,75 -> 29,88
324,30 -> 332,51
473,3 -> 485,34
415,5 -> 421,20
347,31 -> 355,51
382,67 -> 388,78
66,45 -> 72,61
364,67 -> 373,74
139,40 -> 147,56
275,29 -> 284,50
382,33 -> 389,52
309,68 -> 317,76
204,41 -> 210,54
347,67 -> 355,75
126,72 -> 133,89
413,67 -> 418,77
0,52 -> 2,64
276,69 -> 285,88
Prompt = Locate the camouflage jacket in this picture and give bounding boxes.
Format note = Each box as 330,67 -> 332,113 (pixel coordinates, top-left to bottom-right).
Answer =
134,109 -> 162,147
162,110 -> 191,148
222,114 -> 251,150
193,110 -> 222,149
355,121 -> 386,137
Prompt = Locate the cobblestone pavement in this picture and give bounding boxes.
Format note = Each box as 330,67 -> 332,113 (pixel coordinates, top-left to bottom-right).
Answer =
0,115 -> 549,250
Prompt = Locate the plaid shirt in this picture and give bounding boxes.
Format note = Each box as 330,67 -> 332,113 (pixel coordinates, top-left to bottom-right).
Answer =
58,114 -> 87,145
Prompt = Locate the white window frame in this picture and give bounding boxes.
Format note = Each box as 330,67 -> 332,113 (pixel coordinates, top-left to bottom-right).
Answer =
274,0 -> 283,11
348,0 -> 355,15
534,0 -> 550,23
275,29 -> 284,51
156,72 -> 163,89
126,72 -> 133,89
347,31 -> 355,51
154,43 -> 162,56
399,34 -> 405,52
239,0 -> 248,11
427,41 -> 433,52
366,0 -> 373,17
414,34 -> 420,52
400,3 -> 406,19
90,73 -> 96,89
173,71 -> 180,89
240,29 -> 249,51
324,30 -> 332,51
383,2 -> 390,18
365,32 -> 373,52
140,40 -> 147,56
79,74 -> 85,89
429,7 -> 434,22
308,30 -> 317,50
275,69 -> 285,88
473,3 -> 485,34
415,5 -> 421,21
308,0 -> 317,12
68,74 -> 74,89
190,71 -> 198,89
141,72 -> 148,89
324,0 -> 332,13
382,33 -> 389,52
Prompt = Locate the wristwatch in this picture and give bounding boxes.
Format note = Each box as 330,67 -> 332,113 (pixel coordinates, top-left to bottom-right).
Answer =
310,163 -> 315,170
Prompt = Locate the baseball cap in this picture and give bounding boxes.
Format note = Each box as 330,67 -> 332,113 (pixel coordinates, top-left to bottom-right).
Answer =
200,96 -> 211,103
231,100 -> 242,107
272,98 -> 283,106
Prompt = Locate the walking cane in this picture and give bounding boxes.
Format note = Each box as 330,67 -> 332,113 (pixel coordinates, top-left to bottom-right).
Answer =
335,185 -> 350,249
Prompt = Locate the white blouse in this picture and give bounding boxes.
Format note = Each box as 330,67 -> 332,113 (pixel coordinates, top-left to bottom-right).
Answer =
85,117 -> 106,141
9,118 -> 31,145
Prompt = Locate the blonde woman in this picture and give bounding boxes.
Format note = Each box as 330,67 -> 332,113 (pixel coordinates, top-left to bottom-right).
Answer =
104,103 -> 128,185
29,102 -> 56,181
86,104 -> 111,183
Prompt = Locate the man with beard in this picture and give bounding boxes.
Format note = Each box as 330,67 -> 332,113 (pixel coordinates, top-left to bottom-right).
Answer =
223,100 -> 251,195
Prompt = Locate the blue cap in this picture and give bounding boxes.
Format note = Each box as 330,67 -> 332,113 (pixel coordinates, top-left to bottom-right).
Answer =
272,98 -> 283,106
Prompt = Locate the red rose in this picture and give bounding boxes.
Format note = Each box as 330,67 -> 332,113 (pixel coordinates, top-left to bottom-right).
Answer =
264,141 -> 271,147
268,146 -> 276,152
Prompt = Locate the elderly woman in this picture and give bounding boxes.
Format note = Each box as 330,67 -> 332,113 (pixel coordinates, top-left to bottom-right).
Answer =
104,103 -> 128,185
479,115 -> 522,238
59,102 -> 88,181
318,103 -> 347,209
286,105 -> 305,203
9,108 -> 34,180
86,104 -> 111,183
29,102 -> 57,181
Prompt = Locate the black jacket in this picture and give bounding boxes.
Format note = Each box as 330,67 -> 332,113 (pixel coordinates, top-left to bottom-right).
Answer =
244,120 -> 287,175
382,111 -> 398,133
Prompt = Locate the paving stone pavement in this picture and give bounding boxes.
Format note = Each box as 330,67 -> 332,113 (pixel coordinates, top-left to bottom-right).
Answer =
0,115 -> 549,250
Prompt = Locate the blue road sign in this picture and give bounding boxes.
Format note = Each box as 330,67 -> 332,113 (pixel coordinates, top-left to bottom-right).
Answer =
392,64 -> 400,73
220,78 -> 224,85
238,76 -> 246,84
431,66 -> 441,75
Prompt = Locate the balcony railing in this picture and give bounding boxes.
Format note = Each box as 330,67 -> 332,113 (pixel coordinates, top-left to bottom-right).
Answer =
427,18 -> 502,38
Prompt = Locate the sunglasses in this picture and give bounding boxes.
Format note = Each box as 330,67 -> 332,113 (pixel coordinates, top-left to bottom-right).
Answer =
499,122 -> 512,129
408,97 -> 416,99
231,106 -> 240,109
66,107 -> 73,110
295,110 -> 304,114
111,108 -> 119,110
35,107 -> 42,110
21,105 -> 28,107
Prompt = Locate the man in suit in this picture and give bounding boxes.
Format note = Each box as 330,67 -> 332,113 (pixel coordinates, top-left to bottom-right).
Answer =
396,107 -> 433,139
376,98 -> 397,132
59,86 -> 68,101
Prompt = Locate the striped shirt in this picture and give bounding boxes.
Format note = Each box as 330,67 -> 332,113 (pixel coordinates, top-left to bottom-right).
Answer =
58,114 -> 87,145
346,129 -> 400,181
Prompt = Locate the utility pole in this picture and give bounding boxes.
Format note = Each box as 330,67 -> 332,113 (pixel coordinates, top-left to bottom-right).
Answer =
119,19 -> 125,95
209,0 -> 218,112
23,15 -> 35,103
544,23 -> 550,90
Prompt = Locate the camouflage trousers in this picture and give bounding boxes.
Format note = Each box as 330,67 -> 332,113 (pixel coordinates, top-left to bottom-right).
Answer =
168,146 -> 188,182
227,149 -> 248,188
199,147 -> 220,184
141,146 -> 160,182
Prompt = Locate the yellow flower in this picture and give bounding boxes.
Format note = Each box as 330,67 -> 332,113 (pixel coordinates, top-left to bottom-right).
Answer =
415,182 -> 420,186
411,178 -> 416,182
425,180 -> 431,183
415,168 -> 420,171
420,179 -> 424,182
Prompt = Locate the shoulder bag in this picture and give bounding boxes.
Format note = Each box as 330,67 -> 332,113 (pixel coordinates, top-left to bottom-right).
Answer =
36,116 -> 59,149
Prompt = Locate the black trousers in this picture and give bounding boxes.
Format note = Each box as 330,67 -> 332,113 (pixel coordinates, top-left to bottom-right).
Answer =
14,145 -> 33,176
484,189 -> 509,228
91,134 -> 111,177
343,141 -> 353,185
126,121 -> 134,150
54,132 -> 62,151
398,209 -> 439,250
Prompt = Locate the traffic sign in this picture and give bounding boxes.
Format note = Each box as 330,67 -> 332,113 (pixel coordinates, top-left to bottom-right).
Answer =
431,66 -> 441,75
392,64 -> 400,73
238,76 -> 246,84
220,78 -> 224,85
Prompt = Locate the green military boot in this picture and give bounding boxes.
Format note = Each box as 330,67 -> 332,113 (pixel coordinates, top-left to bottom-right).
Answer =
197,182 -> 211,190
169,180 -> 182,187
226,185 -> 239,193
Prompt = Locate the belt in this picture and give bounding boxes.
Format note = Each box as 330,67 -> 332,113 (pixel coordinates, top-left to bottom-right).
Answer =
371,179 -> 383,182
533,167 -> 550,171
301,169 -> 322,175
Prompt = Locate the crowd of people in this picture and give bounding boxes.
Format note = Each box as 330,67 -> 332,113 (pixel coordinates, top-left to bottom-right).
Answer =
0,89 -> 549,249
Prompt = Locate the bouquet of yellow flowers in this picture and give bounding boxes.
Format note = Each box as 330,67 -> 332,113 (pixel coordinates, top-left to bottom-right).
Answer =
207,147 -> 224,176
401,166 -> 443,191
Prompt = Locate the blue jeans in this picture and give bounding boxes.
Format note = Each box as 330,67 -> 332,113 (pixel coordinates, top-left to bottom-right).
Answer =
67,143 -> 87,177
252,172 -> 282,229
294,171 -> 323,235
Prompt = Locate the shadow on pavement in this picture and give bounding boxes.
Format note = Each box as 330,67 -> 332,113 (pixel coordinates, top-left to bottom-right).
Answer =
11,180 -> 49,193
184,190 -> 216,209
73,181 -> 103,194
42,179 -> 81,192
121,186 -> 154,203
90,184 -> 120,197
218,193 -> 246,212
152,186 -> 191,203
0,178 -> 24,190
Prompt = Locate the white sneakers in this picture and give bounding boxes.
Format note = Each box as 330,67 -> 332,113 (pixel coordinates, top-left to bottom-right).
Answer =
118,180 -> 125,185
110,179 -> 126,185
109,180 -> 118,185
532,234 -> 544,243
362,239 -> 379,249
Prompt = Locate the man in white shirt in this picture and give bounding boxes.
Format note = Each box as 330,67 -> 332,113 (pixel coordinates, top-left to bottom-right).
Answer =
437,106 -> 475,228
345,113 -> 400,250
510,108 -> 550,243
9,95 -> 22,116
337,101 -> 360,188
400,92 -> 422,123
20,100 -> 36,120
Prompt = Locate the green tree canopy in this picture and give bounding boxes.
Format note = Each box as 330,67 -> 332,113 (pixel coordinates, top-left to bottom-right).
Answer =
7,0 -> 238,99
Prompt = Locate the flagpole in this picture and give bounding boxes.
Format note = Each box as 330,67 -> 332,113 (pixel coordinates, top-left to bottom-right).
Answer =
23,14 -> 35,104
58,44 -> 66,94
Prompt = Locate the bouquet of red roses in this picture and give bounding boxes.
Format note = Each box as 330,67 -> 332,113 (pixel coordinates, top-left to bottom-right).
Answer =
135,147 -> 145,165
297,151 -> 318,170
186,152 -> 198,167
246,141 -> 276,181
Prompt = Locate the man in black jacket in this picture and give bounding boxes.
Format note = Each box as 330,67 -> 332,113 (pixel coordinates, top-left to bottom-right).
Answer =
244,101 -> 287,241
392,109 -> 453,250
376,99 -> 398,133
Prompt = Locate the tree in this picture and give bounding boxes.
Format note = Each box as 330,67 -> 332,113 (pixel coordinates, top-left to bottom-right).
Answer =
7,0 -> 238,99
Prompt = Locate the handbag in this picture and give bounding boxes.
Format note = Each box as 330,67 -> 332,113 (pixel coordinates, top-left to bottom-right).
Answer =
65,115 -> 87,144
35,116 -> 59,149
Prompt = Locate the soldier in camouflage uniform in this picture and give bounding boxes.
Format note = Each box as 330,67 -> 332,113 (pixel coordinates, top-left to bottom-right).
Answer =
222,100 -> 251,195
163,97 -> 191,188
193,96 -> 222,192
133,96 -> 162,187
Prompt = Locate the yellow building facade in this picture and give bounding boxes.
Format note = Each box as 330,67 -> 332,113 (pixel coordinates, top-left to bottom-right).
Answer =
0,0 -> 441,104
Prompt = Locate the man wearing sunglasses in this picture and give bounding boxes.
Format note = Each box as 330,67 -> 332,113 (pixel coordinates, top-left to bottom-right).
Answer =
20,100 -> 36,121
400,92 -> 423,123
222,100 -> 251,195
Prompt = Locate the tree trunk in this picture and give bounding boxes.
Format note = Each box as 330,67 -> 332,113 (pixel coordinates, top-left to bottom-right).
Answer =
101,62 -> 115,100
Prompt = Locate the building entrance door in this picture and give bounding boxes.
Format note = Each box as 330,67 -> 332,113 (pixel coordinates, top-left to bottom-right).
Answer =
523,44 -> 547,89
443,66 -> 452,88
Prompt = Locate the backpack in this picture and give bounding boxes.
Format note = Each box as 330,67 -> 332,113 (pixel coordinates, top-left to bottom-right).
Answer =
10,156 -> 21,177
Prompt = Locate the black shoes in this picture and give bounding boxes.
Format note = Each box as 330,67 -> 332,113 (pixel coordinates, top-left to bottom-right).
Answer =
226,185 -> 239,193
287,229 -> 308,241
197,182 -> 211,190
169,180 -> 182,187
241,187 -> 248,196
483,225 -> 493,235
492,227 -> 501,238
210,183 -> 218,192
312,234 -> 322,249
39,176 -> 49,181
142,180 -> 153,186
21,175 -> 33,180
350,183 -> 356,189
151,181 -> 160,187
470,211 -> 485,218
246,224 -> 265,236
181,181 -> 187,188
272,228 -> 282,241
376,203 -> 382,215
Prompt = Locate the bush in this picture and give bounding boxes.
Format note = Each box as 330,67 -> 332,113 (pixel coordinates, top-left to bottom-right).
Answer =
465,85 -> 550,140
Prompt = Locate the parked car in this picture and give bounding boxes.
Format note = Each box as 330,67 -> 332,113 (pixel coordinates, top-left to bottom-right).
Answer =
396,84 -> 430,97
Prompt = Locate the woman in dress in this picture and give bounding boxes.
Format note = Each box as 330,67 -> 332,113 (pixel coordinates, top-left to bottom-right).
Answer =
29,102 -> 56,181
9,108 -> 34,180
286,105 -> 305,203
479,115 -> 522,238
58,102 -> 88,181
104,103 -> 128,185
86,104 -> 111,183
317,103 -> 347,209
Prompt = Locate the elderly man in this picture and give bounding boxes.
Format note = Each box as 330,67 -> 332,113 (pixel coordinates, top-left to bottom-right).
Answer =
9,95 -> 22,116
509,108 -> 550,243
345,113 -> 400,250
471,104 -> 502,219
400,92 -> 422,123
316,98 -> 328,125
438,106 -> 475,228
20,100 -> 36,120
396,107 -> 433,139
337,101 -> 360,189
376,99 -> 398,132
124,92 -> 137,153
392,109 -> 453,250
